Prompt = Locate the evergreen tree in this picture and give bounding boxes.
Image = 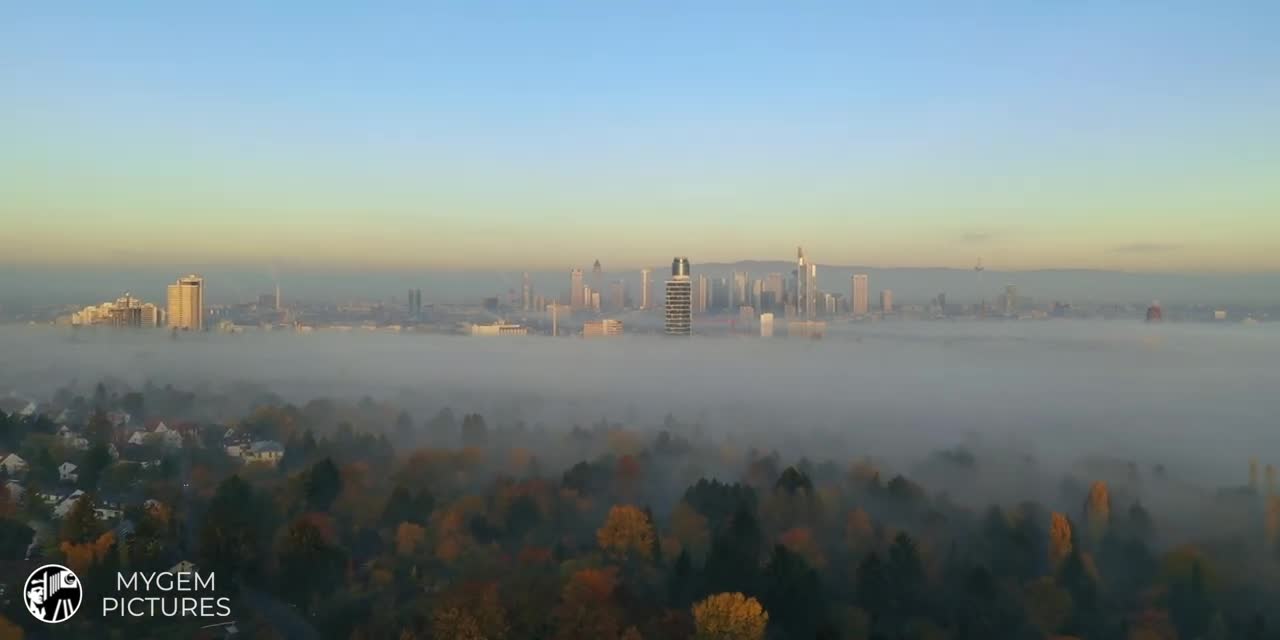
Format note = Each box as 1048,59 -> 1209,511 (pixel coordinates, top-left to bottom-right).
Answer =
304,458 -> 342,511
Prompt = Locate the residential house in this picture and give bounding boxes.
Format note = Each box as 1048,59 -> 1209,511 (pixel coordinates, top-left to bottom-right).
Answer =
152,422 -> 185,449
243,441 -> 285,466
57,425 -> 90,450
52,490 -> 86,518
0,453 -> 27,476
59,462 -> 79,482
94,498 -> 124,521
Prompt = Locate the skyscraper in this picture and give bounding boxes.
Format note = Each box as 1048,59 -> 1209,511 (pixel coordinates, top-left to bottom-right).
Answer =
1003,284 -> 1018,316
851,274 -> 869,316
521,272 -> 532,311
731,271 -> 750,310
695,274 -> 709,314
570,269 -> 584,310
166,275 -> 204,331
880,289 -> 894,313
591,259 -> 603,301
639,268 -> 652,310
608,280 -> 626,312
805,263 -> 817,319
407,288 -> 422,318
665,257 -> 692,336
795,247 -> 807,318
796,247 -> 817,319
763,273 -> 784,312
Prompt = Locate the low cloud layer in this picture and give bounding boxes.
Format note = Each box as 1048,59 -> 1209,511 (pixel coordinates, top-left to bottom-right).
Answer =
2,321 -> 1277,493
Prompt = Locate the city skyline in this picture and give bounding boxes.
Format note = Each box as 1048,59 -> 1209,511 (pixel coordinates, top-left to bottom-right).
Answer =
3,4 -> 1279,271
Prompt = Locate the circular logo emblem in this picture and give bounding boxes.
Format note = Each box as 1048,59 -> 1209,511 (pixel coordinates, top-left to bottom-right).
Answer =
24,564 -> 82,624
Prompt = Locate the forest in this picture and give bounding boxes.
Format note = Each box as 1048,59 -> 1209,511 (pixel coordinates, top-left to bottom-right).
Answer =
0,379 -> 1278,640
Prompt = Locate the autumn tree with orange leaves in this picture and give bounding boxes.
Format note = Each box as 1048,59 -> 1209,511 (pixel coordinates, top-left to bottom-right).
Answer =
692,592 -> 769,640
597,504 -> 656,561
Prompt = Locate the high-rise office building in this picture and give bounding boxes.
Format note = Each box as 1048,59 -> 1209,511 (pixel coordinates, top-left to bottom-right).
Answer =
608,280 -> 626,312
805,263 -> 817,319
570,269 -> 585,310
549,303 -> 562,336
1003,284 -> 1018,316
521,272 -> 532,311
695,274 -> 709,314
406,288 -> 423,318
731,271 -> 750,309
796,247 -> 817,319
665,257 -> 692,336
639,268 -> 652,310
851,274 -> 869,316
795,247 -> 807,318
880,289 -> 894,313
591,259 -> 603,302
166,275 -> 204,331
763,273 -> 784,312
712,277 -> 731,312
760,312 -> 774,337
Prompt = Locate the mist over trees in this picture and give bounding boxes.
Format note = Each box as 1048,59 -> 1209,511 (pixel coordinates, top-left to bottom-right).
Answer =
2,363 -> 1279,638
1,322 -> 1279,637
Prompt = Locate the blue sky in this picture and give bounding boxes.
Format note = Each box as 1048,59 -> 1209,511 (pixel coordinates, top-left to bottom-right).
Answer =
3,2 -> 1278,270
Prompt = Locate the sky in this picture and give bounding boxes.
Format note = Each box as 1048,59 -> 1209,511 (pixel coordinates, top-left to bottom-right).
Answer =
3,2 -> 1279,272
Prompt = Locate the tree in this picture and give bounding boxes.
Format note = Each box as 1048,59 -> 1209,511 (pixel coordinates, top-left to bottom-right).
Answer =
60,531 -> 116,574
1023,577 -> 1073,636
61,494 -> 101,544
703,507 -> 763,596
304,458 -> 342,511
78,442 -> 113,491
886,532 -> 926,626
773,467 -> 813,494
0,517 -> 34,561
199,475 -> 269,584
597,504 -> 656,561
554,568 -> 622,640
382,485 -> 434,527
1049,512 -> 1073,569
0,614 -> 24,640
855,552 -> 890,623
1169,559 -> 1213,640
1266,496 -> 1279,556
277,514 -> 346,610
682,480 -> 758,535
761,544 -> 823,637
120,392 -> 145,422
691,592 -> 768,640
1082,481 -> 1110,542
670,502 -> 711,562
461,414 -> 488,447
433,582 -> 509,640
394,410 -> 414,441
86,408 -> 113,444
395,522 -> 426,556
0,485 -> 12,519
